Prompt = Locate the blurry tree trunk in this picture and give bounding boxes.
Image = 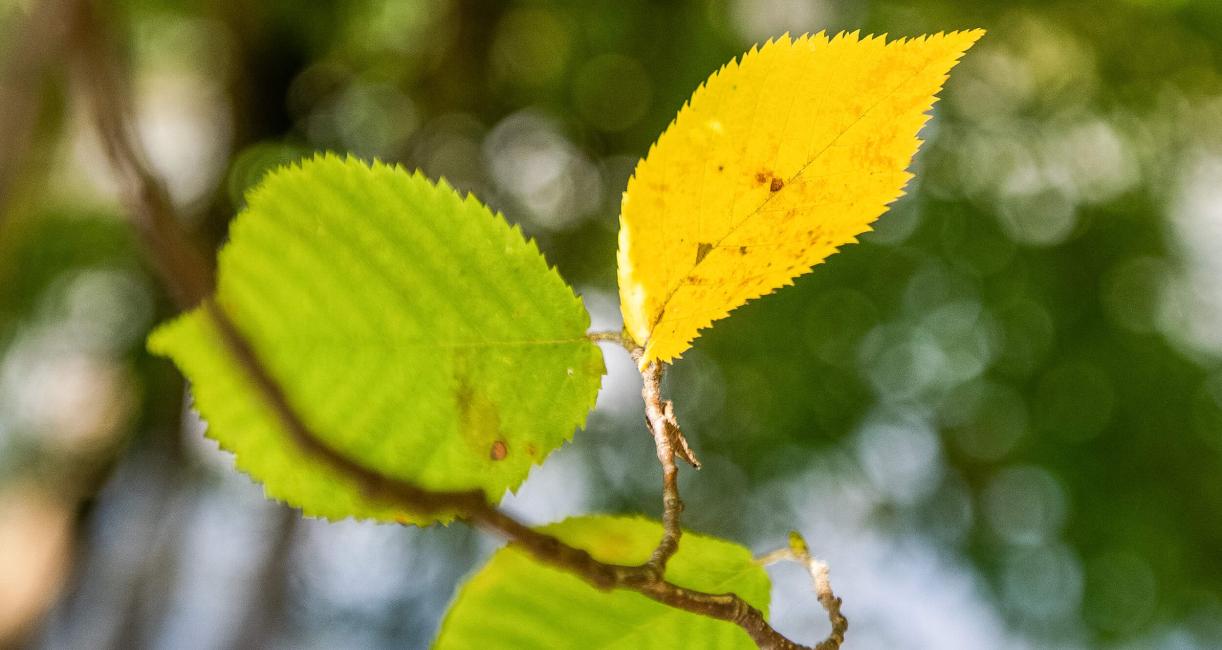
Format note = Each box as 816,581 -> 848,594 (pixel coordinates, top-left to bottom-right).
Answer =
229,508 -> 299,650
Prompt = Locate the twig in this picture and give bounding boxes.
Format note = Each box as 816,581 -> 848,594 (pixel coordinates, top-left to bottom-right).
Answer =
589,330 -> 698,574
66,2 -> 830,647
636,355 -> 702,470
66,2 -> 214,309
636,357 -> 697,576
757,532 -> 848,650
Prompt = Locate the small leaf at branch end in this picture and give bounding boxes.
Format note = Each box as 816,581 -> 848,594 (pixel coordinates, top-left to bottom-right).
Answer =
788,530 -> 809,556
149,155 -> 604,524
434,516 -> 771,649
617,30 -> 985,365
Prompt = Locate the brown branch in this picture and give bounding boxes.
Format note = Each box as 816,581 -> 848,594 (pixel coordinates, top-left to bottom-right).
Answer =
757,533 -> 849,650
65,2 -> 830,647
66,6 -> 214,310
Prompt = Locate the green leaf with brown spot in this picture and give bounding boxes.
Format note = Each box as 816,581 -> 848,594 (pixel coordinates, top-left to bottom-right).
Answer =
149,155 -> 604,524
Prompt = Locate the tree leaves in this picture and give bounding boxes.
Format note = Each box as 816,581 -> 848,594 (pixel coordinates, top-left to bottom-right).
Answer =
434,516 -> 771,649
618,30 -> 984,364
149,155 -> 604,524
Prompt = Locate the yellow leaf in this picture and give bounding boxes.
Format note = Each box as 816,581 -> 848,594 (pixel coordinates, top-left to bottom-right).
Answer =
617,30 -> 984,365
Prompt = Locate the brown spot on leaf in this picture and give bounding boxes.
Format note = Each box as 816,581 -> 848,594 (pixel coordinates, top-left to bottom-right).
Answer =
526,443 -> 538,458
770,177 -> 784,192
738,246 -> 749,255
755,171 -> 769,184
695,242 -> 714,265
490,440 -> 508,461
454,357 -> 504,463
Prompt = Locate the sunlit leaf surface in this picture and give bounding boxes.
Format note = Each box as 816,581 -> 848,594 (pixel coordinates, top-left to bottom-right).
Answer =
618,30 -> 984,364
150,155 -> 604,523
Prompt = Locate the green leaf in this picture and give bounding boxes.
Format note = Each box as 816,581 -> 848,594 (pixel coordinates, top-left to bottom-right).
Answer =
149,154 -> 604,524
435,516 -> 771,649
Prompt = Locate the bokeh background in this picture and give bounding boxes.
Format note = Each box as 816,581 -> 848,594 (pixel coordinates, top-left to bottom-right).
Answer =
3,0 -> 1222,648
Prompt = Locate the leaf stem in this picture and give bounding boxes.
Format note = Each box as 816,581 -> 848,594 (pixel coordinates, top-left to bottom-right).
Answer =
586,329 -> 634,350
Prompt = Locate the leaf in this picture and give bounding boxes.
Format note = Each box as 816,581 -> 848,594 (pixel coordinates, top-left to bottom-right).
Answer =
149,155 -> 604,524
434,515 -> 770,649
618,30 -> 984,364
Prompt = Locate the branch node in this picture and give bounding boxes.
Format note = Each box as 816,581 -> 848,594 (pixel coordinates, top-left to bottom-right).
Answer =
662,399 -> 701,468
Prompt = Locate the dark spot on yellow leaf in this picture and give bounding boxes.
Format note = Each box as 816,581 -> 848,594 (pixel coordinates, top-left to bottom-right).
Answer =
738,246 -> 749,255
526,443 -> 538,457
695,242 -> 714,264
770,177 -> 784,192
755,171 -> 769,184
717,164 -> 724,171
490,440 -> 507,461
